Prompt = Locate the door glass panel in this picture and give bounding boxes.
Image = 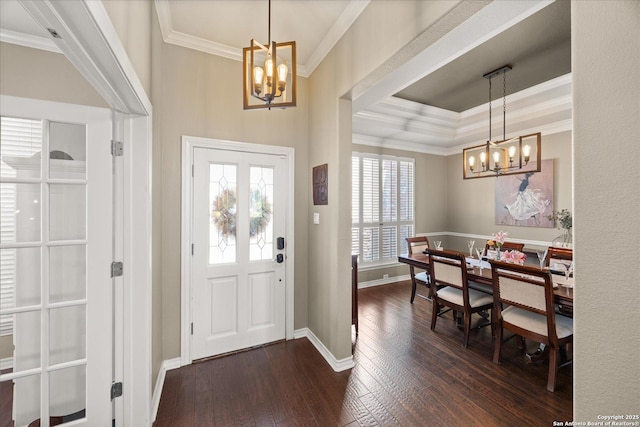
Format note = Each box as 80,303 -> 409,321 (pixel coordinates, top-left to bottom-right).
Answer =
49,122 -> 86,180
49,184 -> 86,241
249,166 -> 273,261
1,247 -> 41,310
50,365 -> 86,420
3,374 -> 41,427
209,163 -> 237,264
0,116 -> 42,179
50,305 -> 86,365
6,310 -> 41,372
0,183 -> 41,244
49,245 -> 86,303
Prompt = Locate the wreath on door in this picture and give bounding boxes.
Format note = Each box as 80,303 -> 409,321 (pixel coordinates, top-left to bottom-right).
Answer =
211,189 -> 272,237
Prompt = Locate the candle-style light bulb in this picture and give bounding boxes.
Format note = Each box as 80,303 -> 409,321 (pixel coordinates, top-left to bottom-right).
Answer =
523,144 -> 531,162
508,146 -> 516,160
253,66 -> 264,95
277,62 -> 288,93
264,54 -> 274,95
493,151 -> 501,170
480,152 -> 486,170
469,156 -> 475,172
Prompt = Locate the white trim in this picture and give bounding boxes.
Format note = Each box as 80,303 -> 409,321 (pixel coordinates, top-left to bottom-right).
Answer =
181,136 -> 295,366
152,0 -> 368,78
0,29 -> 62,53
294,328 -> 355,372
358,274 -> 411,289
150,357 -> 181,423
0,357 -> 13,370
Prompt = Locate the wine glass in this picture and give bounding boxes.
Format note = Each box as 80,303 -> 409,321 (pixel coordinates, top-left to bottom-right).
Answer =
467,240 -> 475,257
434,241 -> 442,250
475,248 -> 484,271
536,249 -> 547,269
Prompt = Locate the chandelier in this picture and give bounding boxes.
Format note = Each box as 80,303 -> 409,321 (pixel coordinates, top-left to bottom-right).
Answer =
242,0 -> 297,110
462,65 -> 541,179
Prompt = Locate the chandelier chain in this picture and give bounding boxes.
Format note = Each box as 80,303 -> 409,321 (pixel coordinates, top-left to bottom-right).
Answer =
268,0 -> 271,44
488,76 -> 492,141
503,71 -> 507,140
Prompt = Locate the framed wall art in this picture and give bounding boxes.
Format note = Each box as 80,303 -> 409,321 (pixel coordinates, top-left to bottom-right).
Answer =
313,163 -> 328,205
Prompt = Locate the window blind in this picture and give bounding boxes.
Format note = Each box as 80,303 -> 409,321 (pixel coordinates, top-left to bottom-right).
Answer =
0,116 -> 43,335
352,152 -> 415,265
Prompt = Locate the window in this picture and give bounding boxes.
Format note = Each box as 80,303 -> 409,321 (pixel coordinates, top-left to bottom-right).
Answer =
352,152 -> 414,265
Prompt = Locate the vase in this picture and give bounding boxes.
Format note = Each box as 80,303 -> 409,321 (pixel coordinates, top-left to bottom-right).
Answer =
552,229 -> 573,248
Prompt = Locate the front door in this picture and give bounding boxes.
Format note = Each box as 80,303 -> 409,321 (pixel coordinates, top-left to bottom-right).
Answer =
0,96 -> 112,426
191,147 -> 287,359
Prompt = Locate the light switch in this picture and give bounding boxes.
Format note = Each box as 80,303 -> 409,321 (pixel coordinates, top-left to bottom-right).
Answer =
313,212 -> 320,224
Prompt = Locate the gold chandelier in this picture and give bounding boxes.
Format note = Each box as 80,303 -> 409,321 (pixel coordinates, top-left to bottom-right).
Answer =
462,65 -> 541,179
242,0 -> 297,110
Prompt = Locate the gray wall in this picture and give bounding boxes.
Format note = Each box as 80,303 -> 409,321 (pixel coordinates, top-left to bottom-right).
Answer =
572,0 -> 640,419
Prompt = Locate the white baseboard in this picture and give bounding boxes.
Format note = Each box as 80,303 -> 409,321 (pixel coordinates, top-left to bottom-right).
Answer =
294,327 -> 355,372
358,274 -> 410,289
0,357 -> 13,370
151,357 -> 181,422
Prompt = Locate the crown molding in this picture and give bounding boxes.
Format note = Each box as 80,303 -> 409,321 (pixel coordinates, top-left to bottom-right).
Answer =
0,28 -> 61,53
152,0 -> 367,78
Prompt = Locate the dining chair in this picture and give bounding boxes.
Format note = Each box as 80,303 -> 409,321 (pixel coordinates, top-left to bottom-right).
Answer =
489,260 -> 573,392
406,236 -> 431,303
484,240 -> 525,255
425,248 -> 494,348
544,247 -> 573,268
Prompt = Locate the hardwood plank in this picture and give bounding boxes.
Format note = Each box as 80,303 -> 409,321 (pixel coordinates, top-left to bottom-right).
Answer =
154,280 -> 572,426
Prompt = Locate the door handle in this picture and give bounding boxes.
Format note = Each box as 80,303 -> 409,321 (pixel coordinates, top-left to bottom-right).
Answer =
276,254 -> 284,263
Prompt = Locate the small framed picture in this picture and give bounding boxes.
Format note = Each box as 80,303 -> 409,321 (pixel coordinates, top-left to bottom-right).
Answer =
313,163 -> 328,205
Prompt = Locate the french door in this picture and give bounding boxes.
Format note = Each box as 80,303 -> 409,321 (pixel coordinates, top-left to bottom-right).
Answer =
0,96 -> 112,426
191,147 -> 288,359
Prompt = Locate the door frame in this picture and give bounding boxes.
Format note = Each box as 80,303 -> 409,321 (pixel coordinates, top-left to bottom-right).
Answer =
180,136 -> 295,365
16,1 -> 153,425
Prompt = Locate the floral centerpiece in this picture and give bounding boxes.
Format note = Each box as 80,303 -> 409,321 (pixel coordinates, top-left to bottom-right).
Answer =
487,231 -> 508,259
501,250 -> 527,265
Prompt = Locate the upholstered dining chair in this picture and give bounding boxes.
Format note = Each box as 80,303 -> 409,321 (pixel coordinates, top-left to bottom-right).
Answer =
425,248 -> 494,348
489,260 -> 573,392
406,236 -> 431,303
484,240 -> 525,255
544,247 -> 573,268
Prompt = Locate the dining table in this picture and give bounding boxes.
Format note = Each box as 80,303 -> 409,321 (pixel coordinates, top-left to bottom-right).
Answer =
397,251 -> 574,310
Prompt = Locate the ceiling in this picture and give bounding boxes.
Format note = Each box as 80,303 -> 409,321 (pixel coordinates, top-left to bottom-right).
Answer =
1,0 -> 572,152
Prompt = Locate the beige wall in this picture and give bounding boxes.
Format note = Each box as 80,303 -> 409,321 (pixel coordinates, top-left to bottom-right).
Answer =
0,42 -> 106,108
447,131 -> 572,243
307,0 -> 464,361
102,0 -> 152,99
572,0 -> 640,420
150,17 -> 310,366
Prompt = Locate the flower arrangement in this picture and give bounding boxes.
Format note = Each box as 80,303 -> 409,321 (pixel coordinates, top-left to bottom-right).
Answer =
502,250 -> 527,265
488,231 -> 508,251
547,209 -> 572,231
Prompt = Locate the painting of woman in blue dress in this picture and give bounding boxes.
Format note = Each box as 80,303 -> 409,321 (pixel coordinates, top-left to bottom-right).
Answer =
495,160 -> 554,227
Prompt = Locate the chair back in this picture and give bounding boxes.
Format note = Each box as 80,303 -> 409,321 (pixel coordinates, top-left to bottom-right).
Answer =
489,260 -> 558,339
424,249 -> 466,291
484,241 -> 525,254
544,247 -> 573,268
406,236 -> 430,255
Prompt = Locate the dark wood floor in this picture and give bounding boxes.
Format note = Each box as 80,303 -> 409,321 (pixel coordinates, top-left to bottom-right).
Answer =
154,281 -> 572,426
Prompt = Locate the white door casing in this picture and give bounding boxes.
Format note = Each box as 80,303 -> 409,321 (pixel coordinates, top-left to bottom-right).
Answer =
181,137 -> 295,364
0,95 -> 112,426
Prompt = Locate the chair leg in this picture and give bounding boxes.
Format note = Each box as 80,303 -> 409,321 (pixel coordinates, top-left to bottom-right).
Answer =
430,300 -> 438,331
547,347 -> 559,392
410,279 -> 417,303
463,311 -> 472,348
493,324 -> 503,364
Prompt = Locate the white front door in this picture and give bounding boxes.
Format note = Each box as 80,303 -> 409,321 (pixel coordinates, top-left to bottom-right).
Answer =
0,96 -> 112,426
191,147 -> 287,359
